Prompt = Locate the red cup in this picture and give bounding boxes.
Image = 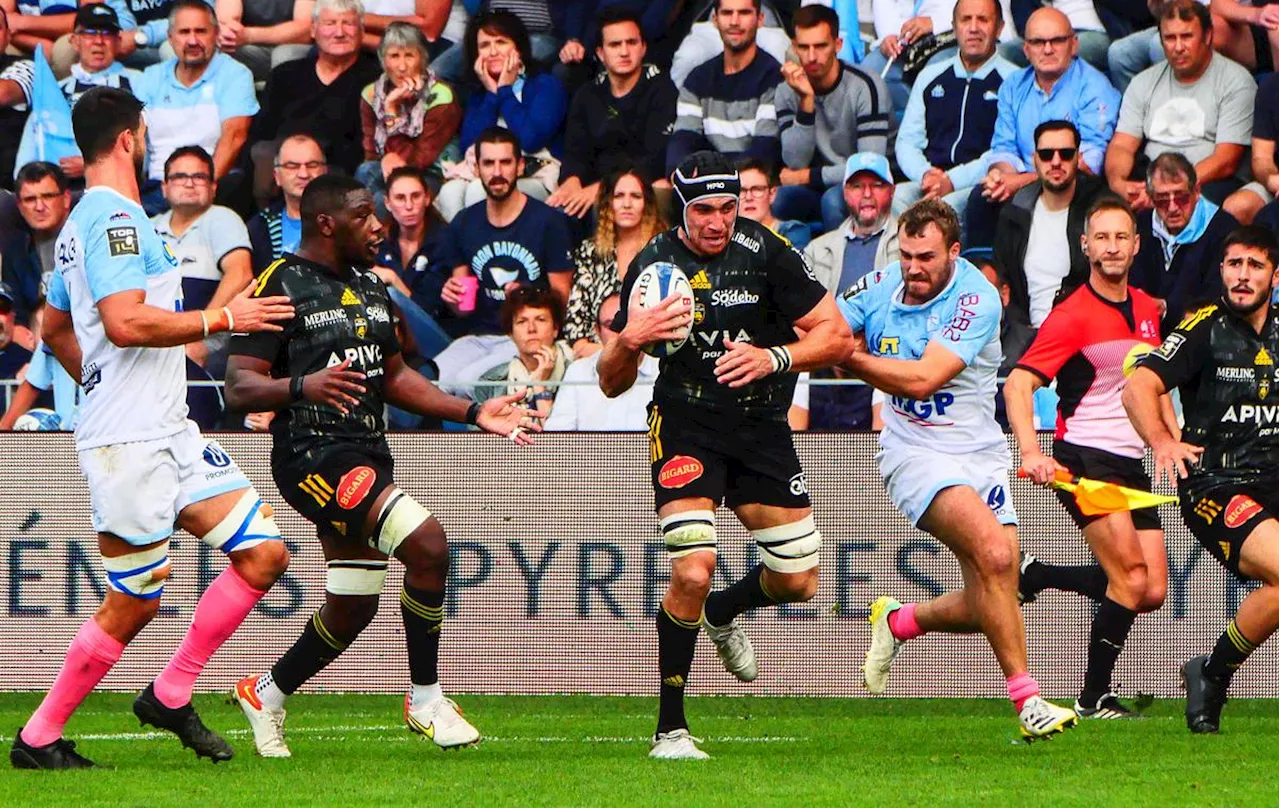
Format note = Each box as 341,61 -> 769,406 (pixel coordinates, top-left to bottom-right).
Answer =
458,276 -> 479,313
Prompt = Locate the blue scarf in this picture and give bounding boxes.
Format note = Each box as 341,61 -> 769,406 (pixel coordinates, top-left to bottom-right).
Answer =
1153,196 -> 1219,269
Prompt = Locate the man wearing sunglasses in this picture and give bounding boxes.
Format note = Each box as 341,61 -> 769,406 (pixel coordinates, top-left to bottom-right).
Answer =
992,119 -> 1107,365
1130,151 -> 1241,336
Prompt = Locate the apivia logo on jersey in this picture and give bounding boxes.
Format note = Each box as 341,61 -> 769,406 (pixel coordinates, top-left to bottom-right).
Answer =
328,345 -> 384,376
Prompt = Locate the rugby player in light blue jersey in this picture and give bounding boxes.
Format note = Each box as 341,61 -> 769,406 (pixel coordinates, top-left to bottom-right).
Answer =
836,198 -> 1077,741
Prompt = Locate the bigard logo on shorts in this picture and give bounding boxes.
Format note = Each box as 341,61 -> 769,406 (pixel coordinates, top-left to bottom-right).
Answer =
658,455 -> 704,489
337,466 -> 376,509
1224,495 -> 1263,529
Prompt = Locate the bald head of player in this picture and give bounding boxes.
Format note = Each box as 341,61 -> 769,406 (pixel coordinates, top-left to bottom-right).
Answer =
1081,196 -> 1140,286
298,174 -> 385,270
1220,225 -> 1277,317
672,151 -> 741,257
72,86 -> 147,190
896,199 -> 963,306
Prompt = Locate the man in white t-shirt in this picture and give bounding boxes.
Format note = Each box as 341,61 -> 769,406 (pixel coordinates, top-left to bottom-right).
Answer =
992,119 -> 1107,365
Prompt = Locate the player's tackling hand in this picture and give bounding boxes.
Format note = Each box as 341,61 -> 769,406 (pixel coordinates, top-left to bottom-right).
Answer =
1019,451 -> 1064,487
619,293 -> 692,352
227,279 -> 294,332
476,389 -> 542,446
1151,439 -> 1204,487
302,357 -> 366,416
715,338 -> 773,388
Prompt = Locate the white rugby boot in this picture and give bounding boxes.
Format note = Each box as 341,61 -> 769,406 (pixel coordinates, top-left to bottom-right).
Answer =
649,729 -> 710,760
405,694 -> 481,748
231,675 -> 291,758
862,596 -> 905,695
704,618 -> 758,682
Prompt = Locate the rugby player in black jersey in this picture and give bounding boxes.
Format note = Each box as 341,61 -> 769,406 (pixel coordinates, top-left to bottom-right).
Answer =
599,151 -> 853,760
224,175 -> 538,757
1124,225 -> 1278,734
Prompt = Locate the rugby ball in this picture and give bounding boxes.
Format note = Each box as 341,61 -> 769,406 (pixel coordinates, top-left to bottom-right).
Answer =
1122,343 -> 1155,378
630,261 -> 694,357
13,408 -> 62,431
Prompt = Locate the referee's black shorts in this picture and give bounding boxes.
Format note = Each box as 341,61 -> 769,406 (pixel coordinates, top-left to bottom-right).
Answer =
1052,440 -> 1161,531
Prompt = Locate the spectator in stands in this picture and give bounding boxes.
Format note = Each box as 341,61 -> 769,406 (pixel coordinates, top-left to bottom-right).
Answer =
666,0 -> 782,175
803,152 -> 899,297
774,4 -> 891,233
563,168 -> 665,358
106,0 -> 185,68
554,0 -> 680,80
967,6 -> 1120,247
737,158 -> 811,248
359,0 -> 455,50
862,0 -> 961,114
894,0 -> 1014,238
357,21 -> 462,213
0,8 -> 35,190
247,134 -> 327,272
0,0 -> 74,70
135,0 -> 257,213
1105,0 -> 1255,210
471,285 -> 572,421
434,126 -> 574,396
1210,0 -> 1278,73
436,9 -> 567,222
548,8 -> 676,221
992,119 -> 1106,365
1001,0 -> 1111,72
1132,151 -> 1240,334
250,0 -> 381,204
153,145 -> 253,378
668,0 -> 791,90
1,161 -> 69,327
1106,0 -> 1204,92
0,331 -> 68,430
0,281 -> 33,391
214,0 -> 314,82
545,293 -> 656,431
1223,73 -> 1278,225
486,0 -> 561,66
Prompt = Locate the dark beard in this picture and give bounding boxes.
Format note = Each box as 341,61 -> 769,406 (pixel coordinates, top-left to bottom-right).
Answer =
1043,175 -> 1074,194
1225,289 -> 1270,316
485,179 -> 515,201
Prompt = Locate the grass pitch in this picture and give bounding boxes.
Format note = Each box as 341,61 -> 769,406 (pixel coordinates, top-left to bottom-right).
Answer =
0,694 -> 1275,807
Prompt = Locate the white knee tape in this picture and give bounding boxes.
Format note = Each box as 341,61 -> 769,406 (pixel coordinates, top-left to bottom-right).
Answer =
326,559 -> 390,596
660,510 -> 717,558
754,515 -> 821,573
201,489 -> 282,554
370,489 -> 432,556
103,541 -> 172,599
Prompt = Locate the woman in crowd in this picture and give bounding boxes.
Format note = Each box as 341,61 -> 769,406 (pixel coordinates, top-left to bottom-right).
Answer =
471,285 -> 572,424
435,9 -> 567,221
357,21 -> 462,213
562,169 -> 665,359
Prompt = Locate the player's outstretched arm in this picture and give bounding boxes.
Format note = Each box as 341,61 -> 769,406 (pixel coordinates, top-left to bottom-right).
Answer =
1123,367 -> 1203,486
845,340 -> 966,401
225,354 -> 368,415
382,352 -> 540,444
41,305 -> 83,384
1003,368 -> 1060,485
98,280 -> 294,349
598,293 -> 690,398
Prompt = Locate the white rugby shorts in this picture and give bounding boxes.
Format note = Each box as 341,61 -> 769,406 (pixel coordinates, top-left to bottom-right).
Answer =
878,442 -> 1017,528
78,420 -> 250,544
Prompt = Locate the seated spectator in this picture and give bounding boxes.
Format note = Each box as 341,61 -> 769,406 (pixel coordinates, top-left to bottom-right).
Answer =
862,0 -> 963,115
427,0 -> 496,85
1000,0 -> 1111,72
356,21 -> 462,213
548,8 -> 676,221
0,281 -> 33,391
967,6 -> 1120,247
436,9 -> 567,222
1,161 -> 69,326
214,0 -> 314,82
737,158 -> 810,248
1209,0 -> 1278,73
471,285 -> 572,423
666,0 -> 782,176
545,293 -> 656,430
1105,0 -> 1255,210
0,339 -> 70,430
247,134 -> 327,272
487,0 -> 560,66
0,8 -> 34,192
894,0 -> 1015,238
1106,0 -> 1205,92
153,145 -> 253,377
553,0 -> 682,81
372,166 -> 455,361
563,168 -> 665,359
803,152 -> 899,296
1224,72 -> 1278,225
135,0 -> 257,214
992,119 -> 1106,365
105,0 -> 187,68
774,4 -> 891,233
0,0 -> 75,71
668,0 -> 791,90
1132,151 -> 1240,334
434,127 -> 574,396
249,0 -> 381,207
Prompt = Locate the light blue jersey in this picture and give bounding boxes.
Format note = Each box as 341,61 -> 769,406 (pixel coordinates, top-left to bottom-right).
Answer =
837,257 -> 1006,454
47,186 -> 188,449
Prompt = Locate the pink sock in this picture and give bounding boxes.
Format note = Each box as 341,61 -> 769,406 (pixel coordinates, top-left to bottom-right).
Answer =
153,567 -> 266,709
1007,673 -> 1040,711
887,603 -> 925,641
22,619 -> 125,747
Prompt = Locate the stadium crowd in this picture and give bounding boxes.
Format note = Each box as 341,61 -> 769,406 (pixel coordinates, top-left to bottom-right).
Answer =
0,0 -> 1275,433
